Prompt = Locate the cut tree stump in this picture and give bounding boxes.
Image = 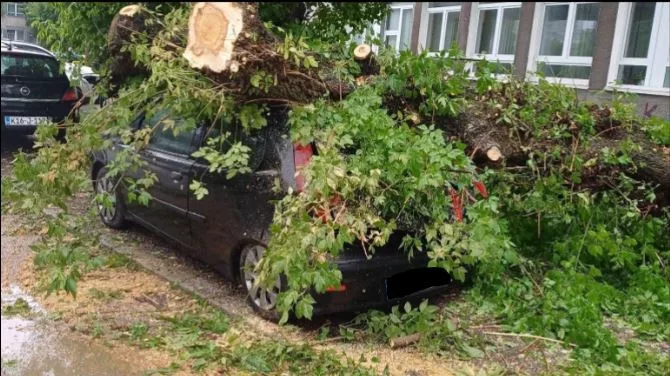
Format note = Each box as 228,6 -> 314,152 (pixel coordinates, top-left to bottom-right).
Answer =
183,2 -> 245,73
389,333 -> 422,349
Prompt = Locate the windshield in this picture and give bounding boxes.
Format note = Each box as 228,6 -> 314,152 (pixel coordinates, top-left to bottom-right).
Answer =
1,53 -> 64,79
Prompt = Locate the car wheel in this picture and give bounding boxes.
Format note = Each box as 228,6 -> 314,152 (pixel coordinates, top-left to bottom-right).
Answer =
94,166 -> 127,229
239,244 -> 282,321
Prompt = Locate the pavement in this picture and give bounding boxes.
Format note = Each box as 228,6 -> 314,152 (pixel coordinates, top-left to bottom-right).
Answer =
1,212 -> 140,376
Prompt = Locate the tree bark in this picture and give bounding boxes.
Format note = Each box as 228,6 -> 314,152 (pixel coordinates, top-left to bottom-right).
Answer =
107,5 -> 153,92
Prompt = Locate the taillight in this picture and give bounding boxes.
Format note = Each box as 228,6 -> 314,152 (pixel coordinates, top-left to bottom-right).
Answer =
61,88 -> 78,102
325,284 -> 346,292
293,143 -> 313,192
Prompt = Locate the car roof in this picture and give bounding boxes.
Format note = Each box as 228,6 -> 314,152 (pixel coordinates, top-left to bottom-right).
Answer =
1,40 -> 57,59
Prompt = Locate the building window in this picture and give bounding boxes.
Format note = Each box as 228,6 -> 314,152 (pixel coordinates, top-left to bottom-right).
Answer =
609,2 -> 669,93
532,2 -> 600,83
383,4 -> 414,51
472,2 -> 521,74
423,3 -> 461,53
2,29 -> 24,42
3,3 -> 24,17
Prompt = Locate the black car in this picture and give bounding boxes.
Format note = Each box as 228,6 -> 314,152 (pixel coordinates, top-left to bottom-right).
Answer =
1,40 -> 79,141
90,106 -> 451,320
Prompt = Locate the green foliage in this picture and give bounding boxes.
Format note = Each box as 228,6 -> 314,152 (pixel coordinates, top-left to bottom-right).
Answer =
122,305 -> 378,375
25,2 -> 133,69
1,298 -> 32,317
260,2 -> 389,42
261,85 -> 510,322
643,116 -> 670,146
347,300 -> 487,359
9,4 -> 670,374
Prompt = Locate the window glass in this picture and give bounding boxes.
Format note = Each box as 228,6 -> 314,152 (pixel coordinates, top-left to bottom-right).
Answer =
614,2 -> 669,89
540,5 -> 569,56
425,7 -> 460,53
429,2 -> 459,7
399,9 -> 414,50
384,6 -> 413,51
200,118 -> 267,171
624,3 -> 655,58
477,9 -> 497,54
499,8 -> 520,54
5,3 -> 24,17
539,64 -> 591,79
570,3 -> 599,57
146,110 -> 197,155
474,61 -> 513,75
618,65 -> 647,85
1,53 -> 61,79
443,12 -> 460,50
664,67 -> 670,88
386,8 -> 401,30
427,12 -> 444,52
385,35 -> 398,49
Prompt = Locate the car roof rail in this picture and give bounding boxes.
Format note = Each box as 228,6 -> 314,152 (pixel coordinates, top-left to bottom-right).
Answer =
1,39 -> 13,50
7,41 -> 56,57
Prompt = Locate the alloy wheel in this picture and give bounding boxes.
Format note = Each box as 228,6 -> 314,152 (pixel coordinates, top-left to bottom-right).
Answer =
95,174 -> 117,223
242,245 -> 281,311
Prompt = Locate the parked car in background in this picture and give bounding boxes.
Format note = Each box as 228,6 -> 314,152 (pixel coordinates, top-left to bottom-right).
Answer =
65,62 -> 100,105
1,39 -> 80,142
90,106 -> 452,320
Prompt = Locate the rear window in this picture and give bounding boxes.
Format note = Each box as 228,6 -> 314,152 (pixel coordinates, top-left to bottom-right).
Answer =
1,53 -> 63,79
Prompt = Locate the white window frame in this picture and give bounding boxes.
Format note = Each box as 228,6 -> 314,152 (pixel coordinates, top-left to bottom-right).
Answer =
5,3 -> 23,17
606,2 -> 670,96
2,29 -> 24,42
383,3 -> 415,52
418,3 -> 462,56
527,2 -> 600,89
465,2 -> 521,79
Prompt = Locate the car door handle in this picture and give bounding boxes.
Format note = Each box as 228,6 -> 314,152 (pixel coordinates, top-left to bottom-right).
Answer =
170,171 -> 183,181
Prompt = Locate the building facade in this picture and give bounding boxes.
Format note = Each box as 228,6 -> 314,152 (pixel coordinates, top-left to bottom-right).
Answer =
1,2 -> 36,43
379,2 -> 670,120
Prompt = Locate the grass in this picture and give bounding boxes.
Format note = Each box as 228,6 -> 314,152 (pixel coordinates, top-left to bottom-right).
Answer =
1,298 -> 32,316
1,358 -> 18,368
88,287 -> 124,301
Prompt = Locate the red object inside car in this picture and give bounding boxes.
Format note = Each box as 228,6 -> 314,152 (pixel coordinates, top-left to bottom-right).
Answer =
61,88 -> 78,102
293,143 -> 314,192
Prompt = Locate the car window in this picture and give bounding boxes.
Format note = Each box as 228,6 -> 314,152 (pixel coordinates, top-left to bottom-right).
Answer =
200,118 -> 267,171
1,53 -> 63,79
145,109 -> 197,156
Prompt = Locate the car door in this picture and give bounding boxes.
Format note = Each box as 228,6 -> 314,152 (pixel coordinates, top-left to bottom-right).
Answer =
130,109 -> 198,248
187,117 -> 278,278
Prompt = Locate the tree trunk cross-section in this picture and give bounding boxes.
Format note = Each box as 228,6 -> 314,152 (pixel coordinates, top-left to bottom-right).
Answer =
183,3 -> 243,73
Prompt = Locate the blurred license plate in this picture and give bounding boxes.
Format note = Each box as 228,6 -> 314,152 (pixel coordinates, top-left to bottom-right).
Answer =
4,116 -> 51,126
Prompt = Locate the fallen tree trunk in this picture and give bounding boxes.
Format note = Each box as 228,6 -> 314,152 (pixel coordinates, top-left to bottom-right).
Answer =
107,5 -> 153,92
106,2 -> 670,208
181,2 -> 362,103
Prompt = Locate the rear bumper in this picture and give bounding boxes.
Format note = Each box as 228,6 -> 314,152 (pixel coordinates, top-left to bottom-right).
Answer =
312,242 -> 451,315
1,100 -> 76,134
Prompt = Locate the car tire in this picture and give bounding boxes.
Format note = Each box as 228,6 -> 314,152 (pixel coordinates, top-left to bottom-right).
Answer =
239,244 -> 283,322
94,166 -> 127,229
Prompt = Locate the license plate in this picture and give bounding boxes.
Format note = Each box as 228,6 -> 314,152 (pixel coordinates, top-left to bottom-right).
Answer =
4,116 -> 52,126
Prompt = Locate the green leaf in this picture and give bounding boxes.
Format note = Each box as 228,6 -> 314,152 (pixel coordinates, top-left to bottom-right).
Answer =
461,344 -> 484,359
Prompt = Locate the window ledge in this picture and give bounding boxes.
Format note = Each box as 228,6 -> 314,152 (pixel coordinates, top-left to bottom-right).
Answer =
604,85 -> 670,97
528,76 -> 590,90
